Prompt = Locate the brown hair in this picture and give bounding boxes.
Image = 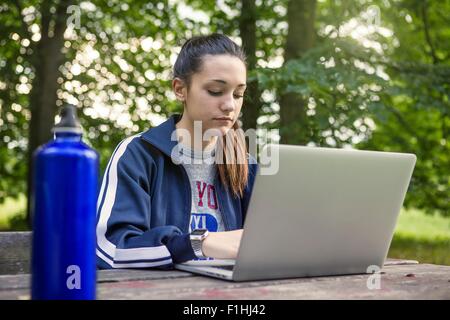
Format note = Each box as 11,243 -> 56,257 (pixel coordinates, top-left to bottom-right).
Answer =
172,33 -> 248,197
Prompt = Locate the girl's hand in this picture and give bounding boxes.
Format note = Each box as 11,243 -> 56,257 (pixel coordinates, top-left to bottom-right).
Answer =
201,229 -> 243,259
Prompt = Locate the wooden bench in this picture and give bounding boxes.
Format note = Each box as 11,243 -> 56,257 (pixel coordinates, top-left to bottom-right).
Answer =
1,231 -> 449,299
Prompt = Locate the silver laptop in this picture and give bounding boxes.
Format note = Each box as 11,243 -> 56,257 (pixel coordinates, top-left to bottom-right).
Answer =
174,144 -> 417,281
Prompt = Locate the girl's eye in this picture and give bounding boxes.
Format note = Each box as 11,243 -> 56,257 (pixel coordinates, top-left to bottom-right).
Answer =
208,90 -> 244,99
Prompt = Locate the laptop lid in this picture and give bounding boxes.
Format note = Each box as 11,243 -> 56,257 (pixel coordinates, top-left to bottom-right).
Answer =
232,144 -> 416,281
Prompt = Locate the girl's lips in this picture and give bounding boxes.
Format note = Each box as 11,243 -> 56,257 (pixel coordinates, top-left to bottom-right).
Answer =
214,118 -> 232,122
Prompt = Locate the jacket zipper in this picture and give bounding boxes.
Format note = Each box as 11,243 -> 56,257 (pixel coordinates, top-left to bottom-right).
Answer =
178,164 -> 193,232
213,171 -> 230,231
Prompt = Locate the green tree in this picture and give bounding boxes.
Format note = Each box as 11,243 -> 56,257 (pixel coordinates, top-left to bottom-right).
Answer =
0,0 -> 448,229
252,0 -> 449,215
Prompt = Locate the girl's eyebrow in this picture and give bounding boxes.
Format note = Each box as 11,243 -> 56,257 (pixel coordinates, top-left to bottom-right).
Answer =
209,79 -> 247,88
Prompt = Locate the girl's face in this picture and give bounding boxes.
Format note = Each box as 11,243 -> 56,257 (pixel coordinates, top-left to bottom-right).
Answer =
173,54 -> 247,137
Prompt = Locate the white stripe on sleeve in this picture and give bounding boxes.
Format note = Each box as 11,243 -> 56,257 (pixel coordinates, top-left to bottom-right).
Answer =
96,134 -> 172,267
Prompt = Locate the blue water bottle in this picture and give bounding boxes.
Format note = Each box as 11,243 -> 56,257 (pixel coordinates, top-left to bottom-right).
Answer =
31,104 -> 98,300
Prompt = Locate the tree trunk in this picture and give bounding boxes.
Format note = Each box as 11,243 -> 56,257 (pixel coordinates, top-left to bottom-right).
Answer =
26,1 -> 72,227
279,0 -> 316,145
239,0 -> 261,133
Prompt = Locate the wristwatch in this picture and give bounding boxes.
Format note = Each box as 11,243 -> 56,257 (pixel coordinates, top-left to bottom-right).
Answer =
190,228 -> 209,258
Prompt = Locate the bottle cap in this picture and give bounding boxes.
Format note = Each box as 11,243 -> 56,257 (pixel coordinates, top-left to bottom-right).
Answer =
52,104 -> 83,134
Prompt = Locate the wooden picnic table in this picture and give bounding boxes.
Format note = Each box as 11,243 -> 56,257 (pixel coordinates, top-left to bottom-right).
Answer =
1,232 -> 449,300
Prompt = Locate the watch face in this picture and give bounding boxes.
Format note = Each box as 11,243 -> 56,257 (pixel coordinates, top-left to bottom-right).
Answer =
191,228 -> 207,236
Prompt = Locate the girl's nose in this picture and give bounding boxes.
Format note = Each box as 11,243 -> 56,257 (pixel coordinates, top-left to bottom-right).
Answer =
220,95 -> 236,112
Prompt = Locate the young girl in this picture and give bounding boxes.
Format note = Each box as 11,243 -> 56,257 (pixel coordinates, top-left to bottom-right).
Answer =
96,33 -> 258,270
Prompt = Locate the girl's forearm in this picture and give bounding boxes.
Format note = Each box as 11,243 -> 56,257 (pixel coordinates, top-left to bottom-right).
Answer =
201,230 -> 243,259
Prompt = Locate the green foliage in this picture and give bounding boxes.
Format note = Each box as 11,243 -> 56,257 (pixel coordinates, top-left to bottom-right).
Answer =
0,0 -> 448,217
253,37 -> 389,147
0,194 -> 26,230
251,0 -> 449,215
353,0 -> 450,215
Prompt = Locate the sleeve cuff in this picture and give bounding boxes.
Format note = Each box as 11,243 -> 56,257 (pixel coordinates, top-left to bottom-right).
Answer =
166,233 -> 196,263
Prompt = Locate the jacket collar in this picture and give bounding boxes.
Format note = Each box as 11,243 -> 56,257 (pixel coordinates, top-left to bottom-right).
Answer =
140,113 -> 182,158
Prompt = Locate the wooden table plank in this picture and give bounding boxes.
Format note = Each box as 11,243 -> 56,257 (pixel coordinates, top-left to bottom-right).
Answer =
0,269 -> 194,290
1,262 -> 449,300
0,258 -> 416,291
0,232 -> 31,275
94,263 -> 450,300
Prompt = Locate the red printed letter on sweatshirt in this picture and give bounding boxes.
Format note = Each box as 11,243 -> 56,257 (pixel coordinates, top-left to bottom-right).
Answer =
196,181 -> 207,207
207,185 -> 218,210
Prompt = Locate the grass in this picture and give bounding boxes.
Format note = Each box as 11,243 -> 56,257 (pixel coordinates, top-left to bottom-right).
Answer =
0,194 -> 27,231
388,207 -> 450,266
1,197 -> 449,265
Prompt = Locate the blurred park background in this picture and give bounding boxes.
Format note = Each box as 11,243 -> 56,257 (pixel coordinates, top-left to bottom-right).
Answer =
0,0 -> 448,265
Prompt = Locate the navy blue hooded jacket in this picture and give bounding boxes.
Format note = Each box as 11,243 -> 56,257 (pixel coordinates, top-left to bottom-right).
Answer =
96,114 -> 258,270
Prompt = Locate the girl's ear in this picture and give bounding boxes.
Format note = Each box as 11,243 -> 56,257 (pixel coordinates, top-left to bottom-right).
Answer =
172,77 -> 186,103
